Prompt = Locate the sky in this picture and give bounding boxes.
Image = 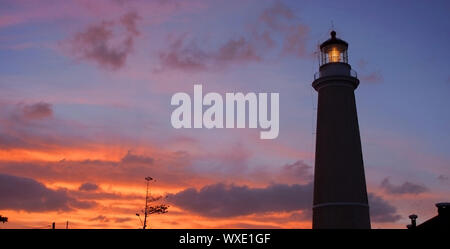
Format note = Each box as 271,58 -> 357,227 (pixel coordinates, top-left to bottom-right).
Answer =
0,0 -> 449,229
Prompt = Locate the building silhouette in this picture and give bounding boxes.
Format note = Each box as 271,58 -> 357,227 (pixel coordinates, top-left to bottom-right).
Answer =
312,31 -> 371,229
408,202 -> 450,230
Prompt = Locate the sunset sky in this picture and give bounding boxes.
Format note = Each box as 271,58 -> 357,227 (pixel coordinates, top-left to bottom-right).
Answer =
0,0 -> 449,229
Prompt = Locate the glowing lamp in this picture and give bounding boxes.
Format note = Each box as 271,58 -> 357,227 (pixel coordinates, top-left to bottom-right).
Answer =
319,31 -> 348,65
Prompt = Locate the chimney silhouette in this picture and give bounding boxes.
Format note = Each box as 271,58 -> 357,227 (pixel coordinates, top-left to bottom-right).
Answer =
311,30 -> 371,229
407,214 -> 418,229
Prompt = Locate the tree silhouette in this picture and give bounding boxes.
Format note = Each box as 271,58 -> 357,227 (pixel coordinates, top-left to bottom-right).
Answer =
136,177 -> 169,229
147,204 -> 169,215
0,215 -> 8,223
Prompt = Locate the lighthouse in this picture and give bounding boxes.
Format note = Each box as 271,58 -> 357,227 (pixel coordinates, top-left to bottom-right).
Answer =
312,31 -> 371,229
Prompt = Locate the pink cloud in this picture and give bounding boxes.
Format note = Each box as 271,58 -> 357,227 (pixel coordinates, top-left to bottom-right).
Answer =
361,70 -> 383,83
22,102 -> 53,120
260,1 -> 310,57
64,11 -> 140,70
259,1 -> 295,28
156,1 -> 311,72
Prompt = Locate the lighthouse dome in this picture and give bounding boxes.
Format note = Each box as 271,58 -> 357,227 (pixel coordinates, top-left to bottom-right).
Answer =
319,31 -> 349,65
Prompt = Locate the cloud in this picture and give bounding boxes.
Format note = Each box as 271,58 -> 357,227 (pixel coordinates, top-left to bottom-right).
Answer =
114,217 -> 132,223
69,188 -> 141,201
166,175 -> 402,225
360,71 -> 383,83
21,102 -> 53,119
156,2 -> 309,72
380,178 -> 428,195
120,150 -> 155,165
88,215 -> 132,224
258,2 -> 310,57
356,58 -> 383,83
259,1 -> 295,28
247,160 -> 313,185
120,11 -> 140,36
67,11 -> 140,70
281,24 -> 309,57
216,37 -> 262,63
0,173 -> 94,212
368,193 -> 401,222
89,215 -> 110,222
437,174 -> 448,182
157,34 -> 262,72
357,59 -> 368,69
0,101 -> 90,151
157,35 -> 209,72
78,182 -> 99,191
280,160 -> 313,182
168,181 -> 400,224
0,102 -> 51,150
0,149 -> 202,188
167,182 -> 313,217
216,222 -> 283,229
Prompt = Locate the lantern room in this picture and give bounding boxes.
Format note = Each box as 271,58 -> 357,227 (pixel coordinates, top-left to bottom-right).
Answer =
319,30 -> 348,66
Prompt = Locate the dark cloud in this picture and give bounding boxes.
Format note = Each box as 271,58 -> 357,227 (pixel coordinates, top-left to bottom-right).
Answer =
114,217 -> 132,223
88,215 -> 132,224
168,180 -> 400,224
380,178 -> 428,195
167,183 -> 313,217
437,174 -> 448,182
157,2 -> 309,72
89,215 -> 109,222
68,11 -> 140,70
218,223 -> 283,229
368,193 -> 401,222
78,182 -> 99,191
280,160 -> 313,182
0,173 -> 94,212
22,102 -> 53,120
69,189 -> 141,201
120,150 -> 154,165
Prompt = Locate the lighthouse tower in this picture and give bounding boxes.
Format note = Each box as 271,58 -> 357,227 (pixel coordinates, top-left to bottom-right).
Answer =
312,31 -> 371,229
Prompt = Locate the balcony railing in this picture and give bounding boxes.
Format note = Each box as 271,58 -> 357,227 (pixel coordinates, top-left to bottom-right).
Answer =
313,69 -> 358,80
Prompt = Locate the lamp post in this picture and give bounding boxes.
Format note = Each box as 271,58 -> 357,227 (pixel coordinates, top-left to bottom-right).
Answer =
143,176 -> 153,229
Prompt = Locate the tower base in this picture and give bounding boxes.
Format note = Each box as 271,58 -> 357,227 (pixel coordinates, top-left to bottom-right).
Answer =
313,205 -> 371,229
